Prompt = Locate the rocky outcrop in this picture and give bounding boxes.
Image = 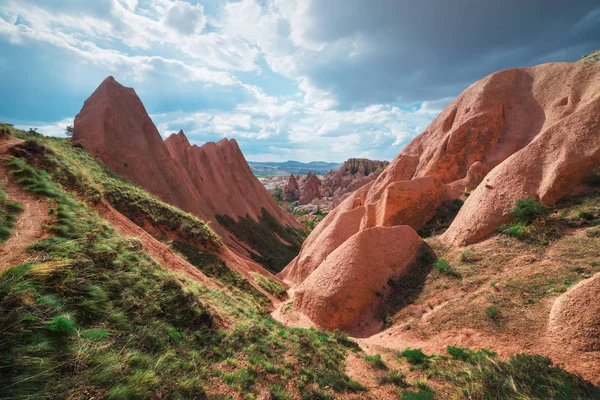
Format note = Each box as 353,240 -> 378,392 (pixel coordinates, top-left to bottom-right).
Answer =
293,226 -> 422,336
282,62 -> 600,332
298,172 -> 322,205
74,77 -> 302,272
548,273 -> 600,352
283,175 -> 299,201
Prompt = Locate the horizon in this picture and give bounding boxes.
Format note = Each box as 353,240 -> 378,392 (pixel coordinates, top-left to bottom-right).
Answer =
0,0 -> 599,163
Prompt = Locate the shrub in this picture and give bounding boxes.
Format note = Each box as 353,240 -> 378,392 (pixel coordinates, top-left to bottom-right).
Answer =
511,198 -> 550,225
401,382 -> 435,400
47,315 -> 77,338
364,354 -> 387,370
433,259 -> 461,278
485,305 -> 499,319
401,348 -> 428,365
579,211 -> 594,221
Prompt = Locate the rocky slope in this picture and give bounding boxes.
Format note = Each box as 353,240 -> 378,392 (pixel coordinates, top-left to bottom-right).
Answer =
281,62 -> 600,351
74,77 -> 304,272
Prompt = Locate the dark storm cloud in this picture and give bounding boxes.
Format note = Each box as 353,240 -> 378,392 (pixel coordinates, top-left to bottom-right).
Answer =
298,0 -> 600,107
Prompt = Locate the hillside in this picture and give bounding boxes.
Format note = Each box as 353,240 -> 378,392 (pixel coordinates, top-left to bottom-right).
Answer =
1,122 -> 598,400
249,160 -> 343,177
73,77 -> 305,274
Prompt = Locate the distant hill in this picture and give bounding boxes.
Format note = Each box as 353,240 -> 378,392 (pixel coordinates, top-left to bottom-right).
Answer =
248,160 -> 343,176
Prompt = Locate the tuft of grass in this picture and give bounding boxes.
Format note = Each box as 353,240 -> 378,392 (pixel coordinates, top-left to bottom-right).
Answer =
0,180 -> 22,242
381,369 -> 407,387
364,354 -> 387,370
254,273 -> 287,299
401,348 -> 428,365
485,305 -> 499,319
433,259 -> 461,278
401,382 -> 435,400
46,315 -> 77,338
579,211 -> 595,221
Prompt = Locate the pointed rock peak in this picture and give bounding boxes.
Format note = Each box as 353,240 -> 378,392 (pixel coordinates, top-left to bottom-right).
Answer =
166,130 -> 191,148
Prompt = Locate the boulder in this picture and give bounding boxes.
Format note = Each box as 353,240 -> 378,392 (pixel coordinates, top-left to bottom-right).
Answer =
293,226 -> 423,335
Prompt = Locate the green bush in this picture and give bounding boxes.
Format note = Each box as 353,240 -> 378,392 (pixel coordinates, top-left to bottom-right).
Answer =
579,211 -> 594,221
485,305 -> 499,319
511,198 -> 550,225
401,348 -> 428,365
382,369 -> 407,387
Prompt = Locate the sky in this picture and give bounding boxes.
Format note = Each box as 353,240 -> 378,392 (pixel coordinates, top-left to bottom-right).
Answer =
0,1 -> 599,162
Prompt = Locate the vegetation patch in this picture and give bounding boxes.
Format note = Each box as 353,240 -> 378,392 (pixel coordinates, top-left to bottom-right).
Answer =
0,180 -> 22,241
253,273 -> 287,299
216,208 -> 307,272
364,354 -> 387,370
401,348 -> 429,366
432,259 -> 461,278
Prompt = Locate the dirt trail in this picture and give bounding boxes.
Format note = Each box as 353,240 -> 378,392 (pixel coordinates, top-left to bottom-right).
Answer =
0,137 -> 49,272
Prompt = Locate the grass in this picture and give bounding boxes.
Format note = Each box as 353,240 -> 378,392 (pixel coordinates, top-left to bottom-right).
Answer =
429,348 -> 600,399
432,259 -> 461,278
381,369 -> 408,387
401,348 -> 429,365
485,305 -> 499,319
364,354 -> 387,370
0,148 -> 363,399
0,179 -> 22,241
254,273 -> 287,299
9,131 -> 221,249
216,208 -> 307,272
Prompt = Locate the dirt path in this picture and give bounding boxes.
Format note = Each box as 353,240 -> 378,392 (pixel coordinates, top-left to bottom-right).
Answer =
0,137 -> 49,272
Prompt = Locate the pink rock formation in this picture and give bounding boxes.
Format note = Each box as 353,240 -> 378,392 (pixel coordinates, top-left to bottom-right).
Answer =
282,62 -> 600,331
548,272 -> 600,352
299,172 -> 322,205
74,77 -> 301,268
293,226 -> 422,336
283,174 -> 299,201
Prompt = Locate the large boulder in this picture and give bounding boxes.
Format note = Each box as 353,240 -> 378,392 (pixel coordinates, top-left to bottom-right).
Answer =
548,273 -> 600,352
293,226 -> 423,336
299,172 -> 322,205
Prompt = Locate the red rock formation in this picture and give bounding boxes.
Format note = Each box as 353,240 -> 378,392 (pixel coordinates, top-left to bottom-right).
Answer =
282,62 -> 600,332
293,225 -> 422,336
299,172 -> 322,205
74,77 -> 302,271
282,174 -> 299,201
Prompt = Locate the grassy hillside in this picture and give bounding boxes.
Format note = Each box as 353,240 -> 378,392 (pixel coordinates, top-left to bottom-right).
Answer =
1,125 -> 599,399
578,49 -> 600,64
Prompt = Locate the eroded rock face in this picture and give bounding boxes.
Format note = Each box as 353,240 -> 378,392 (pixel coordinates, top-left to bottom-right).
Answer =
548,273 -> 600,352
282,62 -> 600,288
74,77 -> 302,269
293,226 -> 422,336
282,63 -> 600,333
283,175 -> 300,201
299,172 -> 322,205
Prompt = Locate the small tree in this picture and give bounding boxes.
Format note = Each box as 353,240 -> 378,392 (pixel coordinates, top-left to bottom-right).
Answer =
65,125 -> 74,137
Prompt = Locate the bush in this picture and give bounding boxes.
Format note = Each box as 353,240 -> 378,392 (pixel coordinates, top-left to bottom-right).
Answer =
433,259 -> 461,278
401,348 -> 428,365
511,198 -> 550,225
579,211 -> 594,221
485,305 -> 499,319
381,369 -> 407,387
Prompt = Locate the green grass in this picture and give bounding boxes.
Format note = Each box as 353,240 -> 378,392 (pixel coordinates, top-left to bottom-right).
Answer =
485,305 -> 499,319
0,153 -> 363,399
0,180 -> 22,242
511,198 -> 550,224
401,348 -> 429,365
364,354 -> 387,370
9,132 -> 220,249
432,259 -> 461,278
216,208 -> 307,272
172,240 -> 270,310
254,273 -> 287,298
381,369 -> 408,387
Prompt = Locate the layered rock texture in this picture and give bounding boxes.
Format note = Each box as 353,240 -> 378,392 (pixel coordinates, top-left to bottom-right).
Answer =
74,77 -> 303,272
283,62 -> 600,332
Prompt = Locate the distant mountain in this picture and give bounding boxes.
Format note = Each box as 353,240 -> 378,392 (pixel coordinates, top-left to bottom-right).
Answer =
248,160 -> 343,176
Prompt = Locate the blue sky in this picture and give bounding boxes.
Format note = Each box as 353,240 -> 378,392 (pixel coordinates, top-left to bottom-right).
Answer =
0,0 -> 599,162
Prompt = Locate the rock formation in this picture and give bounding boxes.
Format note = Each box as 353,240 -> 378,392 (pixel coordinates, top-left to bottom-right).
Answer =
294,225 -> 422,336
282,174 -> 299,201
74,77 -> 303,272
298,172 -> 322,205
282,62 -> 600,332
